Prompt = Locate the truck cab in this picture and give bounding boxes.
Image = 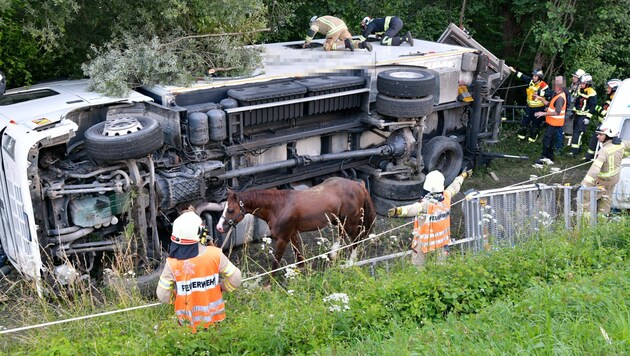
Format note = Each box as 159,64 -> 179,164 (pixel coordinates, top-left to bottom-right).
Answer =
0,25 -> 510,285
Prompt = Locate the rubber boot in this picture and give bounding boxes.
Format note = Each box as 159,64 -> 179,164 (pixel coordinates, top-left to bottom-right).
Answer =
359,41 -> 373,52
344,38 -> 354,51
404,31 -> 414,46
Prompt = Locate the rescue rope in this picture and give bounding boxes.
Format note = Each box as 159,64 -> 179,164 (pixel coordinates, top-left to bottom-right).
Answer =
0,160 -> 592,335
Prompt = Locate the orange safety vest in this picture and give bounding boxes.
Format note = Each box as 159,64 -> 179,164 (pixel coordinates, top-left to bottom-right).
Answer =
411,191 -> 452,253
526,80 -> 548,108
545,91 -> 567,127
167,247 -> 225,332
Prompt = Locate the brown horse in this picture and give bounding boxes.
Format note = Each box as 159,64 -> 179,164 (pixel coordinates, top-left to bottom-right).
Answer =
216,177 -> 376,270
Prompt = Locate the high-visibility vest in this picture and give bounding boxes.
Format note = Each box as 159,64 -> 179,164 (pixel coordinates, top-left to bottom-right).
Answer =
545,91 -> 566,127
167,246 -> 225,332
526,80 -> 548,108
411,192 -> 452,253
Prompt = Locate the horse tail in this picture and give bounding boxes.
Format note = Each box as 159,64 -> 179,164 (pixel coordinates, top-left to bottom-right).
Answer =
361,183 -> 376,237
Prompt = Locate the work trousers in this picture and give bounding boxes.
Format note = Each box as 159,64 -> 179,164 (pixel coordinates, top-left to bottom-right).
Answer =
541,125 -> 563,160
570,115 -> 588,154
585,132 -> 599,159
324,29 -> 357,51
518,106 -> 545,142
381,17 -> 404,46
582,179 -> 618,215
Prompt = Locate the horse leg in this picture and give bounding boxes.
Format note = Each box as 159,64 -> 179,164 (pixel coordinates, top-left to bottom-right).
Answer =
344,219 -> 362,265
289,231 -> 306,269
272,235 -> 289,272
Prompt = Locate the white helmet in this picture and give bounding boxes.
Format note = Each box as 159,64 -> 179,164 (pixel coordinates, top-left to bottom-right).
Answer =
596,125 -> 618,138
171,211 -> 203,245
361,16 -> 372,27
607,79 -> 622,91
423,171 -> 445,193
580,74 -> 593,85
309,16 -> 318,23
572,69 -> 585,78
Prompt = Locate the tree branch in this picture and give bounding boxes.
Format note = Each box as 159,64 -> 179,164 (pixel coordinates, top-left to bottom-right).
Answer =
161,28 -> 271,48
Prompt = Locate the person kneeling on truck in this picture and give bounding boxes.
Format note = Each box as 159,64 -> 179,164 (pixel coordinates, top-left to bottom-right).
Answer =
359,16 -> 413,47
303,15 -> 373,52
157,211 -> 241,333
387,169 -> 472,266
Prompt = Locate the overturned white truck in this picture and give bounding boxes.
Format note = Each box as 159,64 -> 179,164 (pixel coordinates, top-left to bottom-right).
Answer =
0,25 -> 510,283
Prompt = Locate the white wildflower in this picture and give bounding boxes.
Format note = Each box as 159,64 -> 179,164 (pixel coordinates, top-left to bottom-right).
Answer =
323,292 -> 350,313
319,254 -> 330,261
550,167 -> 561,174
262,237 -> 272,244
532,164 -> 544,169
287,290 -> 295,295
284,267 -> 298,280
540,158 -> 554,165
530,174 -> 539,180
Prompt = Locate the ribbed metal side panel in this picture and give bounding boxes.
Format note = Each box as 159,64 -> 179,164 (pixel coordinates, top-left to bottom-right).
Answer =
307,86 -> 363,115
239,95 -> 305,127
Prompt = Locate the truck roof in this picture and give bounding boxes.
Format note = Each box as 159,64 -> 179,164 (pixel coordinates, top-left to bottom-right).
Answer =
0,79 -> 152,130
155,37 -> 477,94
607,78 -> 630,117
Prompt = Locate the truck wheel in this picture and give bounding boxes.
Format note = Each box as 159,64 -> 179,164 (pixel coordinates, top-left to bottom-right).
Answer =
85,116 -> 163,161
422,136 -> 463,185
371,176 -> 425,200
372,194 -> 420,216
377,69 -> 436,98
376,94 -> 433,118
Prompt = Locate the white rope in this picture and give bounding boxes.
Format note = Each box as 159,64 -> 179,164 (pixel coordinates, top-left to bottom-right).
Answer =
505,160 -> 592,188
0,302 -> 161,335
0,160 -> 591,335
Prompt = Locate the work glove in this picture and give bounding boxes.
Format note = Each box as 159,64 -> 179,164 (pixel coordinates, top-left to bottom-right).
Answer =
508,66 -> 516,73
460,169 -> 473,179
387,207 -> 402,218
302,42 -> 311,49
582,118 -> 590,126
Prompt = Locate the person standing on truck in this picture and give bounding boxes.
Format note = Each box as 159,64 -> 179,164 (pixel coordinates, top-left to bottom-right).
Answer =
387,169 -> 472,266
584,79 -> 622,160
358,16 -> 413,46
534,76 -> 567,163
157,211 -> 241,333
580,125 -> 630,214
509,67 -> 549,142
303,16 -> 373,52
568,73 -> 598,157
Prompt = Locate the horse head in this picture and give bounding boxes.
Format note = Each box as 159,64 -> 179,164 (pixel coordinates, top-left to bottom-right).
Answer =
216,189 -> 246,233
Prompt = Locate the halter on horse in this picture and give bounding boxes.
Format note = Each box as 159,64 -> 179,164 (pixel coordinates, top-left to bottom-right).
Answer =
216,177 -> 376,271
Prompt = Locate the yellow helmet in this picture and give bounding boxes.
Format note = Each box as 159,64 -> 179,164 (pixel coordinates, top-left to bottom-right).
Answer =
423,171 -> 445,193
171,211 -> 203,245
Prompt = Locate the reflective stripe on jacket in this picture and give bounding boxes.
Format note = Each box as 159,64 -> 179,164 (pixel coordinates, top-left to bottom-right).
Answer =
545,91 -> 566,127
306,16 -> 347,42
574,87 -> 597,118
167,246 -> 225,332
412,191 -> 452,253
582,140 -> 630,185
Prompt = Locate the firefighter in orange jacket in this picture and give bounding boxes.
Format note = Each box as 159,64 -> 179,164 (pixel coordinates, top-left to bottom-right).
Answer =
534,76 -> 568,163
509,67 -> 549,142
157,211 -> 241,332
387,169 -> 472,266
303,16 -> 373,52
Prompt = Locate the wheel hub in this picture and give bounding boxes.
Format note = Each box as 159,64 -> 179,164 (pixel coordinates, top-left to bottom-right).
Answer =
102,117 -> 143,136
389,71 -> 425,79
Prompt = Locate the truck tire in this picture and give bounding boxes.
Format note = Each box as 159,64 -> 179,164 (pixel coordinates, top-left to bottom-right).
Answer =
372,194 -> 419,216
371,176 -> 425,200
377,69 -> 435,98
421,136 -> 463,185
376,94 -> 433,118
85,116 -> 163,161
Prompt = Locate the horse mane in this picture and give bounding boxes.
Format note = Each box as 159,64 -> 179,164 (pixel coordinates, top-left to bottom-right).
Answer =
235,188 -> 289,209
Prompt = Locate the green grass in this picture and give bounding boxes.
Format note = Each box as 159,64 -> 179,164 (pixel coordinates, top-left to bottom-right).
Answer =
1,219 -> 628,355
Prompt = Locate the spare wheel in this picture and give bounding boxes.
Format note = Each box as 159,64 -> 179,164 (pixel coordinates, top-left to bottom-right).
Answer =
376,94 -> 433,118
85,116 -> 163,161
377,69 -> 436,98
